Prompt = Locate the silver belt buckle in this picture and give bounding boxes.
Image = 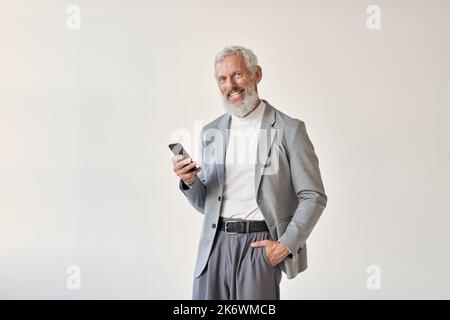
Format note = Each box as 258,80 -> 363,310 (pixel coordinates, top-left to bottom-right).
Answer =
224,221 -> 239,234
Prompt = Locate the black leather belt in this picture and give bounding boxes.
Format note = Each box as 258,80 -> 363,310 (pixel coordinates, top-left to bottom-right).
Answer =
218,217 -> 269,234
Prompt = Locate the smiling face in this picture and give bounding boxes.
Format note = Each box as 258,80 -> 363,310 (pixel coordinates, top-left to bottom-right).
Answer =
215,54 -> 262,107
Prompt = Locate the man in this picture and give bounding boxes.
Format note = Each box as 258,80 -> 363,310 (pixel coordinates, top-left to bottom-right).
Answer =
171,46 -> 327,300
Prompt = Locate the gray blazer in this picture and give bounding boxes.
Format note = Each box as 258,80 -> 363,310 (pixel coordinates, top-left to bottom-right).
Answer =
179,100 -> 327,279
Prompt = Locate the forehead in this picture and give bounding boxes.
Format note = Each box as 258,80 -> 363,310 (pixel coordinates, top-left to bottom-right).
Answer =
215,54 -> 249,76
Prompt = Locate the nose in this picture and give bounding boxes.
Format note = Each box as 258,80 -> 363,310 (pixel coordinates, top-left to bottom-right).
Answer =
224,76 -> 237,93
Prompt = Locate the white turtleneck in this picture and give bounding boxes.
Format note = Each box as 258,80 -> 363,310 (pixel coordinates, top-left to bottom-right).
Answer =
220,100 -> 266,220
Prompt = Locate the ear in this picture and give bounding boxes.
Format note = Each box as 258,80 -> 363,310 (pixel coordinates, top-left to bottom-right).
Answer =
254,66 -> 262,84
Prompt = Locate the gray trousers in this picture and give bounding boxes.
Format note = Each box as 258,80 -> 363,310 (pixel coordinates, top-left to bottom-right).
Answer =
192,219 -> 282,300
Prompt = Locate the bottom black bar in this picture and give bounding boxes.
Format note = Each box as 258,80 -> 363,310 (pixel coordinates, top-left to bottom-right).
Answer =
0,300 -> 448,319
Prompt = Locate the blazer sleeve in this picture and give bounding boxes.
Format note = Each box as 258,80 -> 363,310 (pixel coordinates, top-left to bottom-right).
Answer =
178,129 -> 207,214
278,120 -> 327,259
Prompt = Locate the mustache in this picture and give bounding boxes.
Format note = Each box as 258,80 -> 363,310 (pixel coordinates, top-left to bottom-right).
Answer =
224,86 -> 247,97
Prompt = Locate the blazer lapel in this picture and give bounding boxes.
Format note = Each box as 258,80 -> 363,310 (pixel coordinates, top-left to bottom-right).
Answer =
215,113 -> 231,193
255,100 -> 277,195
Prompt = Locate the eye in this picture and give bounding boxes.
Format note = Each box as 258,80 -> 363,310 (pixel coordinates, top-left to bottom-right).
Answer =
234,72 -> 242,77
217,77 -> 225,83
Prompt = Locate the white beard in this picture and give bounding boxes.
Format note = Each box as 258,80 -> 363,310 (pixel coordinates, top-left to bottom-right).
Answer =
222,85 -> 259,118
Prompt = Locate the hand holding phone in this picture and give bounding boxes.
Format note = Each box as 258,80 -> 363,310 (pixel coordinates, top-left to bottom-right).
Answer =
169,143 -> 201,184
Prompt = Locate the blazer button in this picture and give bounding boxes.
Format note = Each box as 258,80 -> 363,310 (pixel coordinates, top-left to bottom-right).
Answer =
212,223 -> 216,229
218,196 -> 222,201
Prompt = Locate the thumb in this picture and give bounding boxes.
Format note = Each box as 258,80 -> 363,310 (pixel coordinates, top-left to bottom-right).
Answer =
251,240 -> 269,248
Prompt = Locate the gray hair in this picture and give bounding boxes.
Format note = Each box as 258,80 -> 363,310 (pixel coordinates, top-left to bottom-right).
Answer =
214,45 -> 259,75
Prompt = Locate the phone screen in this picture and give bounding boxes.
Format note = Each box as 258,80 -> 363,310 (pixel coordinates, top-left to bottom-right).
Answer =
168,143 -> 190,159
169,143 -> 197,172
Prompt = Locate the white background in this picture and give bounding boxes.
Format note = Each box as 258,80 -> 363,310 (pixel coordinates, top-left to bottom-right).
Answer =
1,0 -> 449,299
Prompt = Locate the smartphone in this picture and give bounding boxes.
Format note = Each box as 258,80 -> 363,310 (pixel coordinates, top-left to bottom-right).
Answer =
168,143 -> 198,172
